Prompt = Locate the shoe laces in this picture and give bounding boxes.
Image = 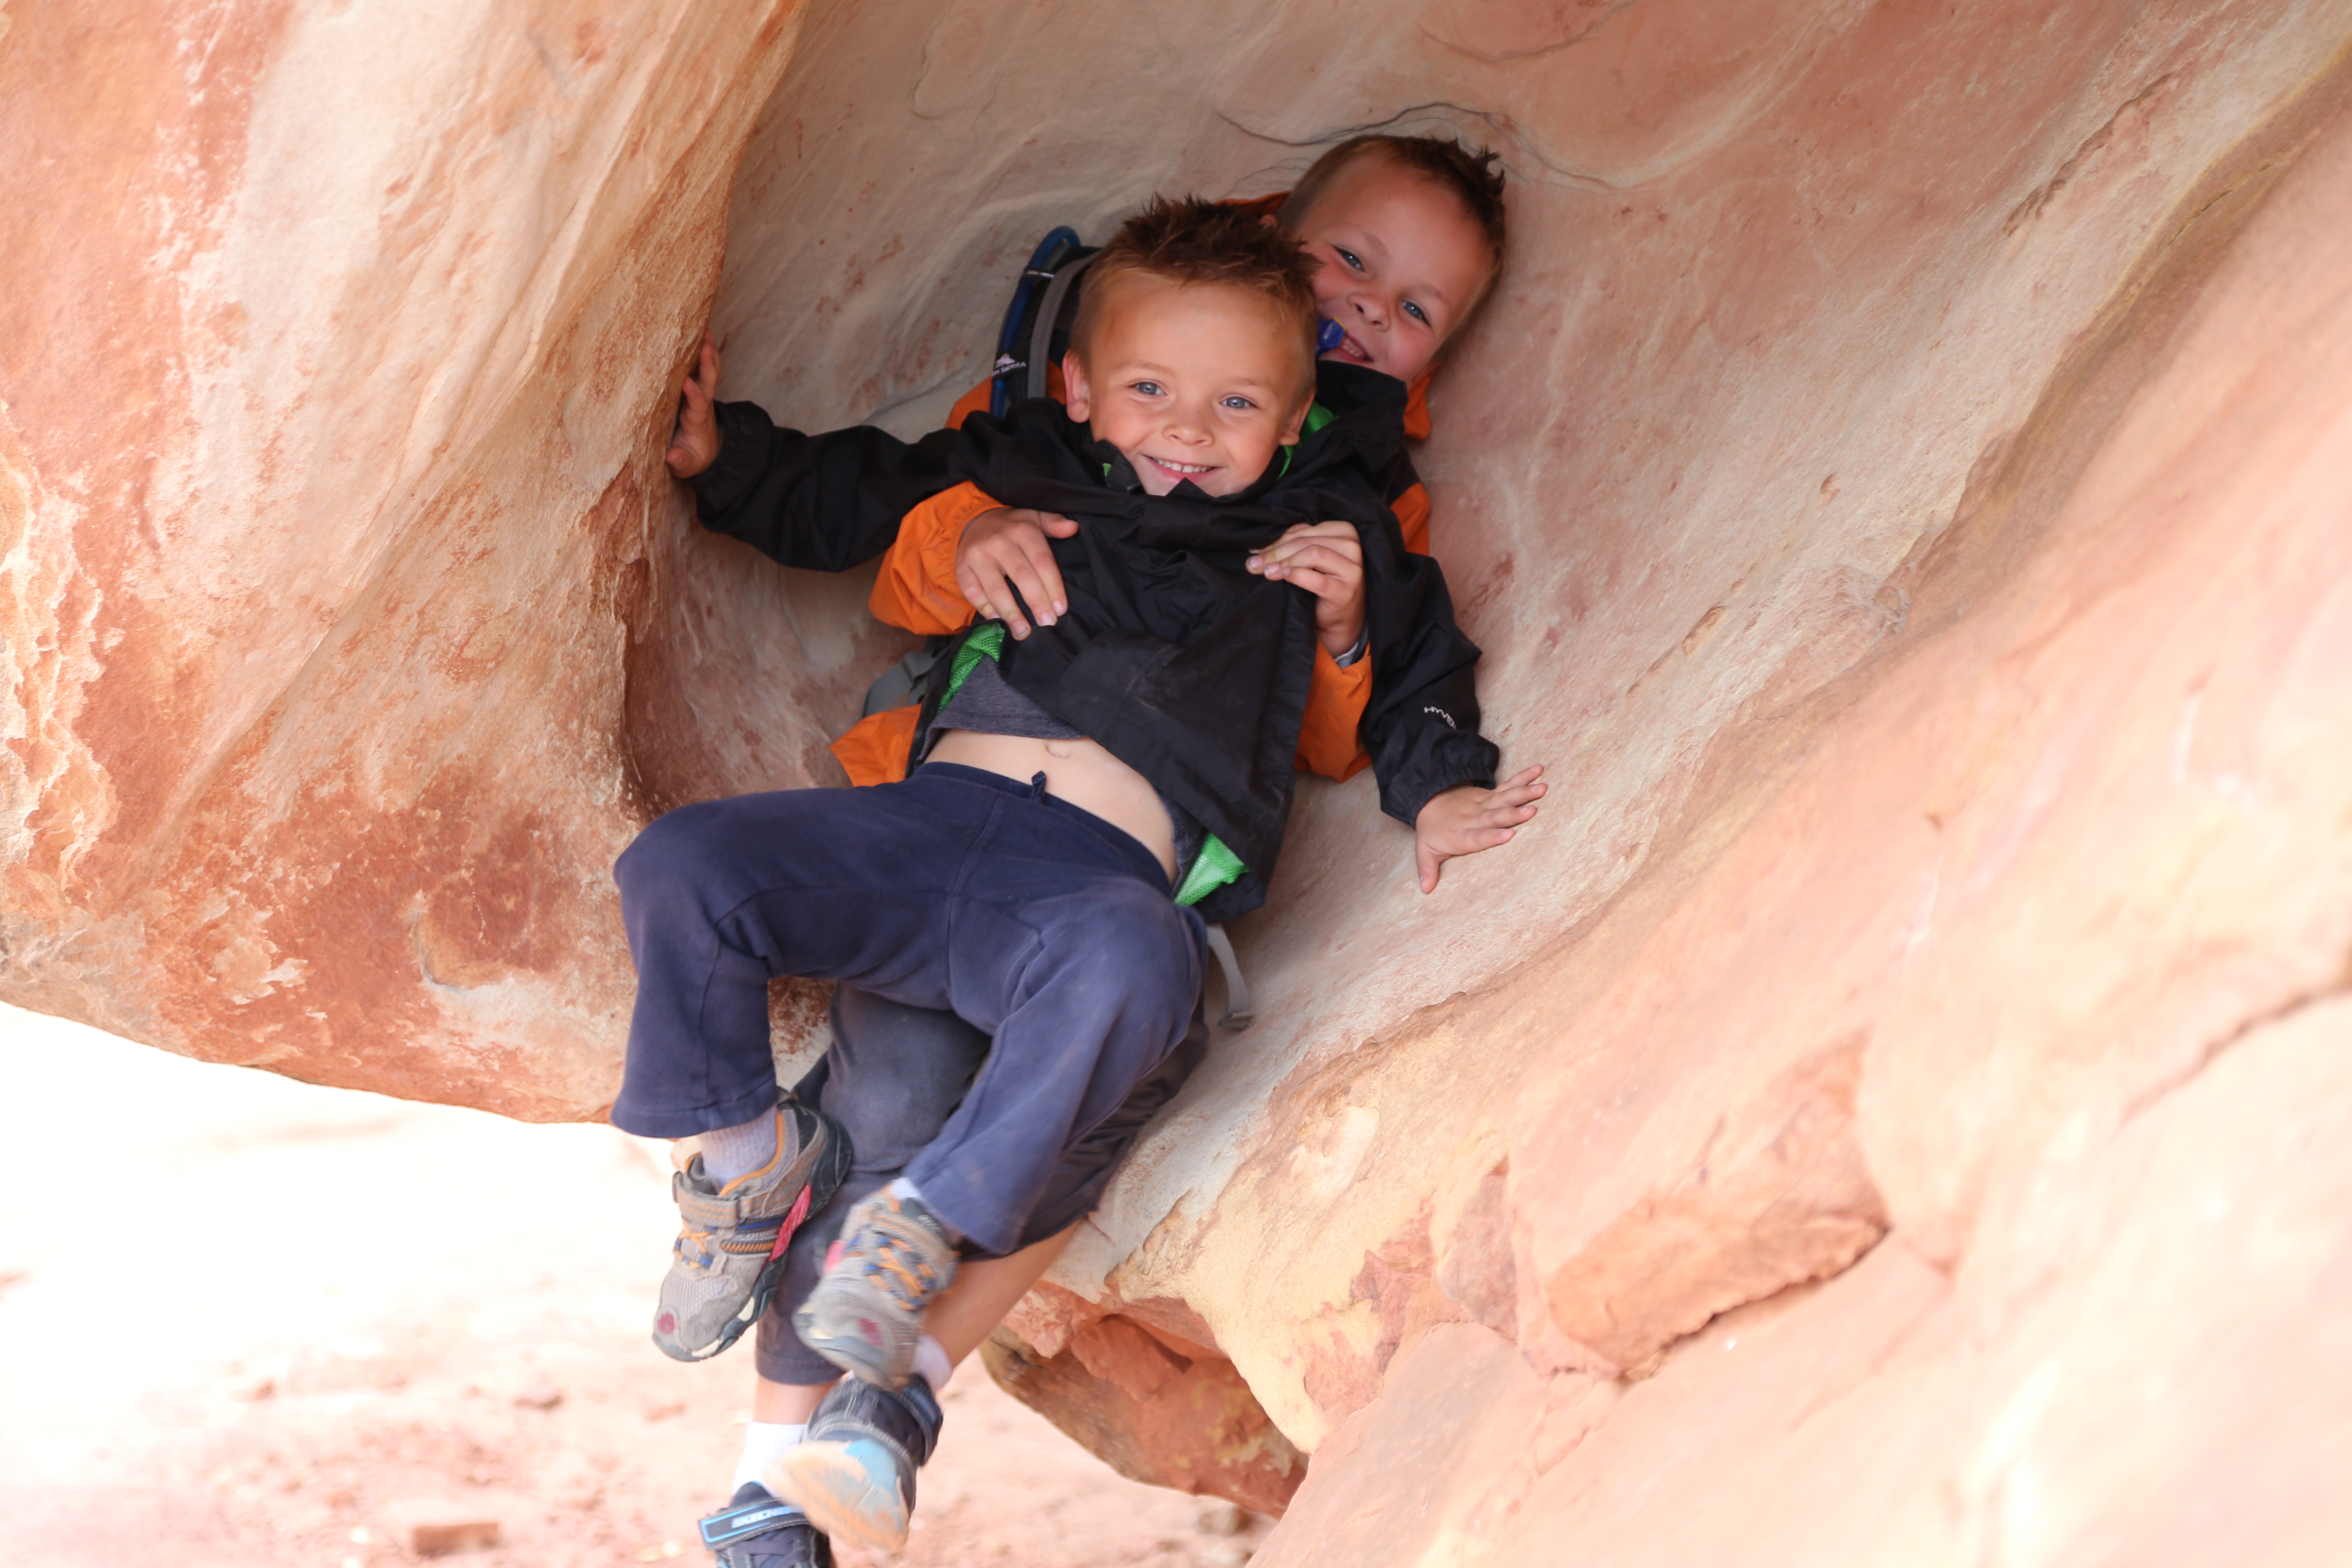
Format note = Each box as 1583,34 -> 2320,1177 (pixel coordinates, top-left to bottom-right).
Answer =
845,1195 -> 947,1312
674,1223 -> 719,1270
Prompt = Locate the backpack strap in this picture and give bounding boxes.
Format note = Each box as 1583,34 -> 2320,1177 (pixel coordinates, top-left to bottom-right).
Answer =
1023,249 -> 1097,405
992,227 -> 1084,419
1203,923 -> 1254,1031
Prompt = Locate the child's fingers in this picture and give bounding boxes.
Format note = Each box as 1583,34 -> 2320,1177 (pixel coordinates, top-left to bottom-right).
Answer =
1271,563 -> 1339,597
1250,525 -> 1361,574
1037,511 -> 1081,539
1259,551 -> 1361,600
1416,839 -> 1443,894
1479,794 -> 1539,829
1254,534 -> 1362,572
995,554 -> 1058,631
958,561 -> 1025,635
984,561 -> 1034,637
1009,527 -> 1069,618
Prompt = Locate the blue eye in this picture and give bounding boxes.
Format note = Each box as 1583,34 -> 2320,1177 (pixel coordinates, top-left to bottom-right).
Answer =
1132,380 -> 1164,396
1220,395 -> 1257,410
1336,247 -> 1365,271
1403,300 -> 1429,325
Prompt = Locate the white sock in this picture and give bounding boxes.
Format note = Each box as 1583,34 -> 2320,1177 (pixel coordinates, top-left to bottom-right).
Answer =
913,1334 -> 954,1393
884,1176 -> 962,1243
732,1421 -> 807,1496
699,1111 -> 779,1186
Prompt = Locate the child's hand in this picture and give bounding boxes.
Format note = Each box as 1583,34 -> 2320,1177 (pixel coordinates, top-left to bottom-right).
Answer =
958,507 -> 1077,638
1248,521 -> 1365,659
665,331 -> 722,478
1414,765 -> 1545,893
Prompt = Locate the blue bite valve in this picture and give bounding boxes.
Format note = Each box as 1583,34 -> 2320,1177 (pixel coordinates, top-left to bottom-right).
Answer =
1316,318 -> 1347,353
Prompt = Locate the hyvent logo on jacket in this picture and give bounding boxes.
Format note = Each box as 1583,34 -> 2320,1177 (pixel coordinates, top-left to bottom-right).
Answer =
1422,705 -> 1457,728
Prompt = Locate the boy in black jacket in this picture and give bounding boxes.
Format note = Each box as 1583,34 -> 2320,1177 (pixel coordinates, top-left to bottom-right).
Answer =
616,200 -> 1537,1558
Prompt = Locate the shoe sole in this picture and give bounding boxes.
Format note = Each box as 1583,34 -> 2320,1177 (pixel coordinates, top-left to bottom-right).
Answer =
660,1103 -> 856,1363
766,1439 -> 910,1553
793,1308 -> 911,1388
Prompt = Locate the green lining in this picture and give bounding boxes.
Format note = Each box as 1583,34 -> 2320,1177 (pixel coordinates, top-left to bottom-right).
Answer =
1173,833 -> 1246,907
942,622 -> 1007,707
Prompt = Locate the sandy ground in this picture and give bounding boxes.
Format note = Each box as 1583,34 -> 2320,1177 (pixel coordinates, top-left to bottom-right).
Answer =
0,1006 -> 1268,1568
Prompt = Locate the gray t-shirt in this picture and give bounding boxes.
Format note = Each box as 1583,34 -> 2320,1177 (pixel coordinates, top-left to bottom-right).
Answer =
931,656 -> 1203,884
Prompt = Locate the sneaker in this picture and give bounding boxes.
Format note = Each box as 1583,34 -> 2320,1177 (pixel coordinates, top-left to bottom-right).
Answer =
654,1096 -> 852,1363
697,1482 -> 832,1568
790,1185 -> 958,1387
765,1375 -> 944,1553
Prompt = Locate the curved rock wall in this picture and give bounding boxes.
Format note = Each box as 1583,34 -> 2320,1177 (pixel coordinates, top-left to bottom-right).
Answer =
8,2 -> 2352,1560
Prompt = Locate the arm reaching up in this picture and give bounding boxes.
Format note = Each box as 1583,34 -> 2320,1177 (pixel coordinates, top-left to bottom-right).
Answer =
666,331 -> 722,478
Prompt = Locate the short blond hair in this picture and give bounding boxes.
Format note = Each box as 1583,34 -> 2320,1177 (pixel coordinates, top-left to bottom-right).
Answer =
1070,196 -> 1320,404
1279,134 -> 1507,269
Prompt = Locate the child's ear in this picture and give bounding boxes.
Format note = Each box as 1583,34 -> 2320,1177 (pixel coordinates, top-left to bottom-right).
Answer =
1279,389 -> 1311,447
1060,352 -> 1093,422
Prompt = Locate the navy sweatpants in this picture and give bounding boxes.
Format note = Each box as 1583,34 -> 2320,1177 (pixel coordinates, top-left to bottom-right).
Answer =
611,763 -> 1206,1256
749,985 -> 1208,1385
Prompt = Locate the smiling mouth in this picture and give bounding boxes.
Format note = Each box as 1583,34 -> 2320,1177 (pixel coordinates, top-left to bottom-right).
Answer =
1323,331 -> 1375,365
1143,455 -> 1219,479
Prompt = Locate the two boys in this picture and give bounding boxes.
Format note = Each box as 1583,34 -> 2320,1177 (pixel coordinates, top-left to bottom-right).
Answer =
630,141 -> 1536,1566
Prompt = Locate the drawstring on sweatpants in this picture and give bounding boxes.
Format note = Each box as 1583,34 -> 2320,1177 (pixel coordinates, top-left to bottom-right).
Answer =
1026,770 -> 1050,802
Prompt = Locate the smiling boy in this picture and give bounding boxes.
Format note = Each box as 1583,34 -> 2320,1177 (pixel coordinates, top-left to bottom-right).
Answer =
1284,132 -> 1496,383
625,198 -> 1522,1562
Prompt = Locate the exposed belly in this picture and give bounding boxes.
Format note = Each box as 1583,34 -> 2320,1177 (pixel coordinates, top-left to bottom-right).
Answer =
925,730 -> 1177,882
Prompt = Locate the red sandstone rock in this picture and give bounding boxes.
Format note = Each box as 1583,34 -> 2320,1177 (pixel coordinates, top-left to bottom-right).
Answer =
9,0 -> 2352,1560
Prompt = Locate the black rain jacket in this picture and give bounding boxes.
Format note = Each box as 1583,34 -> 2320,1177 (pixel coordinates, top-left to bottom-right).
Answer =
688,360 -> 1499,921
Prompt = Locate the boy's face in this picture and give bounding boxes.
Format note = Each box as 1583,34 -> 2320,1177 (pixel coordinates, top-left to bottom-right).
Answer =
1063,275 -> 1312,498
1291,156 -> 1495,386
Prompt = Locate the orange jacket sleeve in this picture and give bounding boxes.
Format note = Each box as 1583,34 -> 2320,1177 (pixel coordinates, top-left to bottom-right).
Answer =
867,482 -> 999,636
876,364 -> 1078,634
1295,641 -> 1375,781
829,704 -> 922,787
946,378 -> 994,430
1403,375 -> 1433,441
1391,481 -> 1432,557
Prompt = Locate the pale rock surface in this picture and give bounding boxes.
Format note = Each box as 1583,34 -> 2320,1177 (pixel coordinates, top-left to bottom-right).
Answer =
7,1 -> 2352,1562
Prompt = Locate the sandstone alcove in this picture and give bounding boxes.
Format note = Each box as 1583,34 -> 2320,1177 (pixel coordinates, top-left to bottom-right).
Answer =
7,2 -> 2352,1561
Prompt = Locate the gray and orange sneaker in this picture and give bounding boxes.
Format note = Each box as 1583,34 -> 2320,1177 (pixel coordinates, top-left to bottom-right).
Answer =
653,1095 -> 851,1363
790,1185 -> 957,1388
765,1375 -> 944,1553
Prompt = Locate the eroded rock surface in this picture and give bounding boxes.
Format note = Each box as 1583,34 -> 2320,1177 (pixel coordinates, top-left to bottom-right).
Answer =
8,1 -> 2352,1561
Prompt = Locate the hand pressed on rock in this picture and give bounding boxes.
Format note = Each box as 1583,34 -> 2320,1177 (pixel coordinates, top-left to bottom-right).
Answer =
1247,521 -> 1365,659
1414,765 -> 1546,893
665,331 -> 722,479
957,507 -> 1077,638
